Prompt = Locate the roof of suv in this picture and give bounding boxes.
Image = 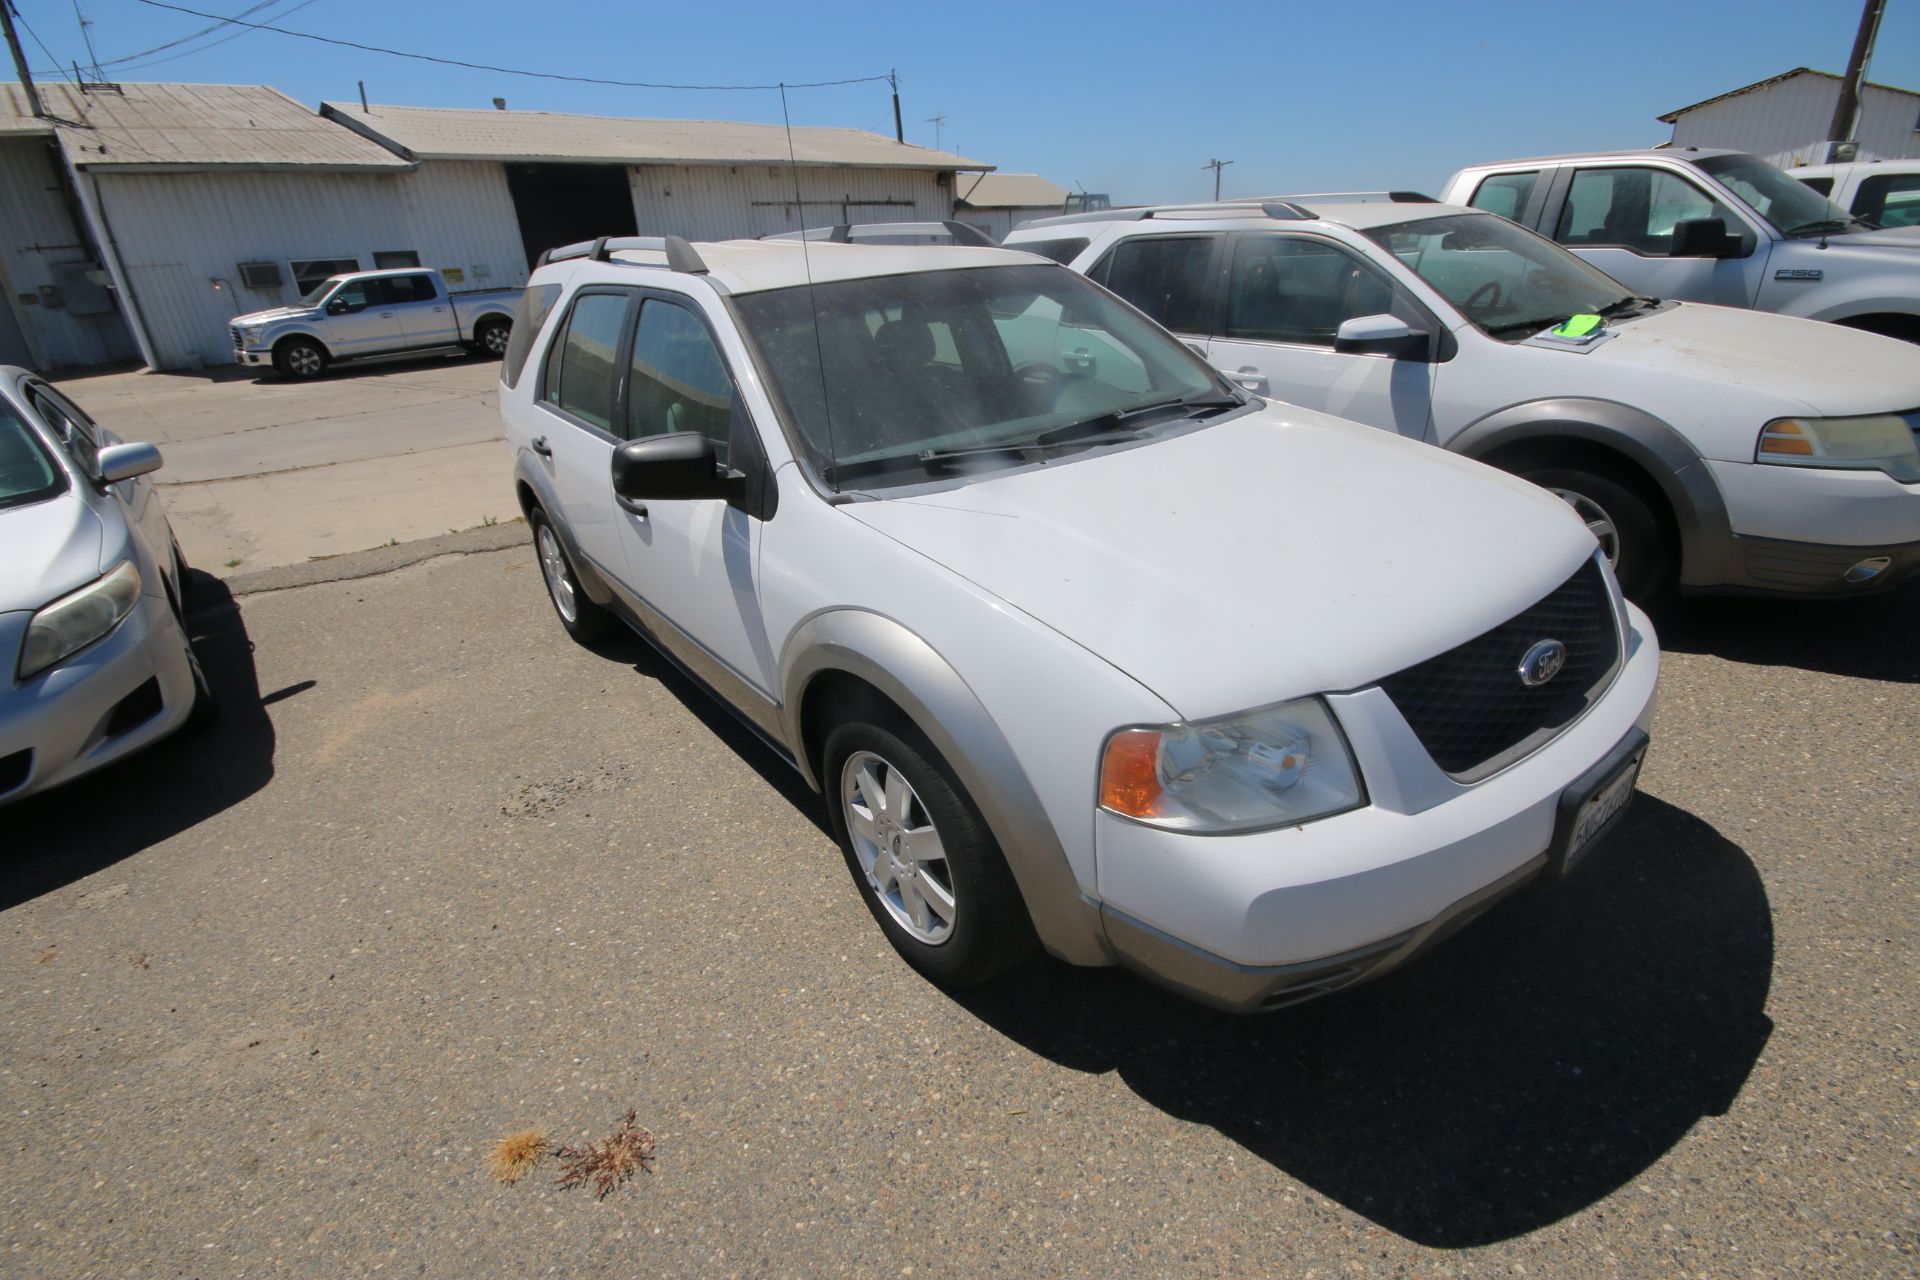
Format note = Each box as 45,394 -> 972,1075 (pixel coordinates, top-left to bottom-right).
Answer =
1009,199 -> 1477,237
1457,147 -> 1743,170
553,239 -> 1027,295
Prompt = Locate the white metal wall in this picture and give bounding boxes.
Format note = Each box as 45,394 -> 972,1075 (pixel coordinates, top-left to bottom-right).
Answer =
954,206 -> 1066,242
91,162 -> 526,370
1670,78 -> 1920,168
627,164 -> 955,241
0,137 -> 138,369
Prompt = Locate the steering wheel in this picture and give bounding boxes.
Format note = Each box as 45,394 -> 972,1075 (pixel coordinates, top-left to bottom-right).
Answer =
1463,279 -> 1504,312
1013,361 -> 1063,385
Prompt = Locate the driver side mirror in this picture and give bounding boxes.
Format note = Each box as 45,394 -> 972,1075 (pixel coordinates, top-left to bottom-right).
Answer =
610,432 -> 741,505
97,441 -> 163,484
1669,217 -> 1745,259
325,297 -> 351,315
1333,314 -> 1429,359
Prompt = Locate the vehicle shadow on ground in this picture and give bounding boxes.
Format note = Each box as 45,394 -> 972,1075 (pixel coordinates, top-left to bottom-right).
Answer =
2,573 -> 279,912
582,626 -> 831,837
1648,585 -> 1919,683
954,796 -> 1773,1248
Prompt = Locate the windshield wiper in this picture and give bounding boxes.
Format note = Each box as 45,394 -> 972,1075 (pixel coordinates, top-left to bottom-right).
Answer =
1598,295 -> 1655,317
1032,393 -> 1241,448
1784,218 -> 1859,238
1484,316 -> 1576,338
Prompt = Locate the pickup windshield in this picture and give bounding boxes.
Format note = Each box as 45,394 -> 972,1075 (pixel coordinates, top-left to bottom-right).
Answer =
0,403 -> 65,510
1365,212 -> 1638,339
1695,153 -> 1873,236
734,263 -> 1231,488
297,277 -> 344,308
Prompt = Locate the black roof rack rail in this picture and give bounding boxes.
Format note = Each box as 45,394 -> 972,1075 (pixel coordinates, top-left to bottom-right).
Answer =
1015,200 -> 1313,231
534,234 -> 710,274
761,220 -> 998,247
1263,190 -> 1439,204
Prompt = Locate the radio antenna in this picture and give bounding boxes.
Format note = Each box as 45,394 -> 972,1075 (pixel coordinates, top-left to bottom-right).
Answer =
780,83 -> 838,487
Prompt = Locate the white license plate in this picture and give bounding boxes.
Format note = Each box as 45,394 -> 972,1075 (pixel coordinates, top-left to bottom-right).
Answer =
1563,758 -> 1640,872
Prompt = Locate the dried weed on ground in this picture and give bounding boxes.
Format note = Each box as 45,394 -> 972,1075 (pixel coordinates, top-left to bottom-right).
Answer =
556,1109 -> 655,1200
486,1129 -> 551,1185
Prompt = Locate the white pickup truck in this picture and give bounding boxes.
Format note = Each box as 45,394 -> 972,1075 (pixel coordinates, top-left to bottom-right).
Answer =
1442,149 -> 1920,343
230,267 -> 518,379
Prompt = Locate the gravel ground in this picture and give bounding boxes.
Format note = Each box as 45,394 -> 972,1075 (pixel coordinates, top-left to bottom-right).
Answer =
2,545 -> 1914,1278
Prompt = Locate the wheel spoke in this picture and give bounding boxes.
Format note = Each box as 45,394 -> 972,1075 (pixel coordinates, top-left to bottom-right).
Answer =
884,767 -> 911,825
899,879 -> 932,932
847,803 -> 879,847
900,822 -> 945,865
916,871 -> 957,925
856,761 -> 886,817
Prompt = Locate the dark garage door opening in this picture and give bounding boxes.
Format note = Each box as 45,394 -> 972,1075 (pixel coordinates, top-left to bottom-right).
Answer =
505,163 -> 638,269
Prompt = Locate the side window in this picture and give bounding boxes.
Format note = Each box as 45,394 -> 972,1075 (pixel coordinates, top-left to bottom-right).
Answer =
542,292 -> 631,432
379,275 -> 436,305
330,280 -> 374,312
1554,168 -> 1731,255
1011,237 -> 1090,265
28,386 -> 101,480
1853,173 -> 1920,229
503,282 -> 562,389
1797,176 -> 1834,197
1467,171 -> 1538,221
626,299 -> 735,462
1223,237 -> 1396,347
1095,236 -> 1217,333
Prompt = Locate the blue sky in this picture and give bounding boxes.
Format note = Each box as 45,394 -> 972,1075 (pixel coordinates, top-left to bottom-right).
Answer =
16,0 -> 1920,202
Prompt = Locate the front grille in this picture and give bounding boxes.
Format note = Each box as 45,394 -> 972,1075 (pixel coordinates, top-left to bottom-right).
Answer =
230,326 -> 243,349
1378,557 -> 1620,781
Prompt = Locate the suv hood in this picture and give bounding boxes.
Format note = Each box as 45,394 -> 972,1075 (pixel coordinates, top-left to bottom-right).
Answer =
1587,303 -> 1920,419
845,407 -> 1599,717
0,492 -> 103,612
1822,225 -> 1920,252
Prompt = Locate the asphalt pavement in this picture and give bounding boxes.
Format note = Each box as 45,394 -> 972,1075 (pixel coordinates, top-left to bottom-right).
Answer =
1,542 -> 1915,1278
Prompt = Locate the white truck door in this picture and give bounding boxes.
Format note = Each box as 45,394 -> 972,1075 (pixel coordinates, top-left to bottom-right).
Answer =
1544,165 -> 1769,308
320,278 -> 405,356
1204,234 -> 1435,441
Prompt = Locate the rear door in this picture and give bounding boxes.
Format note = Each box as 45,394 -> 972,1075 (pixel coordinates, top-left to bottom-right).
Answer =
382,273 -> 457,347
1540,164 -> 1768,306
532,287 -> 635,582
319,278 -> 405,356
1204,233 -> 1436,440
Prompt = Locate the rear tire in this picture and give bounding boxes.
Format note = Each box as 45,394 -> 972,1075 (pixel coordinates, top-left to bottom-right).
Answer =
823,715 -> 1036,988
1519,464 -> 1670,603
474,318 -> 511,359
273,336 -> 328,380
529,505 -> 614,644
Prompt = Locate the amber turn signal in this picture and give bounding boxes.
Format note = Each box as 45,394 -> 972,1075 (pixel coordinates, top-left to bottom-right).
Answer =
1100,729 -> 1164,818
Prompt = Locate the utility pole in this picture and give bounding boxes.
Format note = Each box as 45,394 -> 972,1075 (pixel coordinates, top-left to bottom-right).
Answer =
1,3 -> 47,118
1203,157 -> 1234,201
926,113 -> 947,151
890,69 -> 903,143
1827,0 -> 1885,144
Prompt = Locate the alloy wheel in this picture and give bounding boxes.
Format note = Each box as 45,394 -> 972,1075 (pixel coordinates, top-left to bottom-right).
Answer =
536,524 -> 578,623
1549,487 -> 1620,565
841,749 -> 957,945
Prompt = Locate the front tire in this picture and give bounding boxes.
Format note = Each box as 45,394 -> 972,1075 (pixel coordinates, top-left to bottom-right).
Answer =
823,716 -> 1035,988
1519,464 -> 1670,603
528,506 -> 614,643
272,337 -> 328,380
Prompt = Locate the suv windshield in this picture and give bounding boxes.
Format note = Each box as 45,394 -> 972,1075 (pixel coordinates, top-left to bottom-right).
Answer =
734,263 -> 1232,488
1366,213 -> 1638,339
0,403 -> 65,510
1696,153 -> 1871,236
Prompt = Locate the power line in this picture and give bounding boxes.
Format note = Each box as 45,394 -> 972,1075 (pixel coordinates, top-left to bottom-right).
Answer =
129,0 -> 897,92
11,5 -> 81,87
52,0 -> 290,73
105,0 -> 319,73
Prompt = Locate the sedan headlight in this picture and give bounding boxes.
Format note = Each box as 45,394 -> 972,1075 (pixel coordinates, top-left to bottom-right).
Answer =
1756,412 -> 1920,483
18,561 -> 143,681
1099,697 -> 1365,833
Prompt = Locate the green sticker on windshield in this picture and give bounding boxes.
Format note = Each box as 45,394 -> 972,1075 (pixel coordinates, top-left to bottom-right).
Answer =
1554,313 -> 1603,338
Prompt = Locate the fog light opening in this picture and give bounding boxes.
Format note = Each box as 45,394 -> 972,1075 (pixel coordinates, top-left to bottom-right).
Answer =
1843,556 -> 1892,584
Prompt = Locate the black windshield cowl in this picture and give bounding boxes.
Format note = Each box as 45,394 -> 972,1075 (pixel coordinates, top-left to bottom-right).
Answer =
1033,393 -> 1242,450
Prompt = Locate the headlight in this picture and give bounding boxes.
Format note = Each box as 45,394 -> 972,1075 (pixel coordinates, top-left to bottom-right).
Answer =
239,327 -> 264,344
1098,696 -> 1365,833
1756,412 -> 1920,482
18,561 -> 143,680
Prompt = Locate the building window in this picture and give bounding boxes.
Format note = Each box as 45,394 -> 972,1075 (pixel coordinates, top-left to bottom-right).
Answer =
290,257 -> 360,294
373,250 -> 421,269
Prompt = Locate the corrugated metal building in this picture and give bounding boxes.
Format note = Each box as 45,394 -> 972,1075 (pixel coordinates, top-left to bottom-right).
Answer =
1660,67 -> 1920,169
321,102 -> 991,255
953,173 -> 1071,241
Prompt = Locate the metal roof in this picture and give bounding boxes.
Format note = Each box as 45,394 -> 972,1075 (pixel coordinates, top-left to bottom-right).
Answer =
320,102 -> 991,171
0,82 -> 408,171
955,172 -> 1069,208
1657,67 -> 1920,124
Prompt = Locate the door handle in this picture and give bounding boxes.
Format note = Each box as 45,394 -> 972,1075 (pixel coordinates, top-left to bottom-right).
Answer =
433,306 -> 445,312
1230,367 -> 1269,393
379,311 -> 395,318
530,435 -> 552,457
616,494 -> 648,519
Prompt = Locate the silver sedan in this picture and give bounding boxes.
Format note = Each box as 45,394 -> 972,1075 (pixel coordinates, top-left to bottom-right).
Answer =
0,367 -> 210,805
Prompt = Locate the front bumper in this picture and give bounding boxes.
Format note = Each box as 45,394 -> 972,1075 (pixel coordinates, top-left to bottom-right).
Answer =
1094,603 -> 1660,1012
0,592 -> 197,805
1687,459 -> 1920,595
235,347 -> 269,367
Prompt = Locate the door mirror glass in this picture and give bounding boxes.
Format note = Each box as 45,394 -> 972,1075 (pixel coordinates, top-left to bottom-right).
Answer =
97,441 -> 163,484
610,431 -> 736,502
325,297 -> 349,315
1669,216 -> 1740,258
1333,314 -> 1426,357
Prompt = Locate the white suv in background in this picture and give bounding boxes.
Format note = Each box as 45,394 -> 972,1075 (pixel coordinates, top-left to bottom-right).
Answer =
1006,197 -> 1920,601
498,228 -> 1658,1012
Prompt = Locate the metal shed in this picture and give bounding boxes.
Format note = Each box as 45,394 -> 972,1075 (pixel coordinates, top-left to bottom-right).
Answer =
953,173 -> 1072,242
1659,67 -> 1920,169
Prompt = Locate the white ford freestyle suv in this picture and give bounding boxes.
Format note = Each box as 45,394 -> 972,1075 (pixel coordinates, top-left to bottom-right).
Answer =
1007,198 -> 1920,601
499,228 -> 1659,1012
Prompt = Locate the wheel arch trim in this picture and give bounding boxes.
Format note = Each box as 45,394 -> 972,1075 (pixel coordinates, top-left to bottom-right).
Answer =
512,456 -> 617,606
779,608 -> 1108,965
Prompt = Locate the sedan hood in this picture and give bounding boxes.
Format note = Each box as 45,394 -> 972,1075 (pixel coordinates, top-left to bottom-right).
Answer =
0,493 -> 103,612
845,407 -> 1599,717
1589,303 -> 1920,418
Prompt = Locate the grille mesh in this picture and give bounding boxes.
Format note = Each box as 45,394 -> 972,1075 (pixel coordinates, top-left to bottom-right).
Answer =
1378,558 -> 1619,779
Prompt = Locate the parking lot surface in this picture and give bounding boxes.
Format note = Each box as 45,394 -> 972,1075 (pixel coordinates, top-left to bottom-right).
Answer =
2,544 -> 1915,1278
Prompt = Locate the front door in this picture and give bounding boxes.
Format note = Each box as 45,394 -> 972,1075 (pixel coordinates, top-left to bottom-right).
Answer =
1547,166 -> 1768,307
320,279 -> 404,356
532,288 -> 634,582
1205,234 -> 1436,441
611,294 -> 776,705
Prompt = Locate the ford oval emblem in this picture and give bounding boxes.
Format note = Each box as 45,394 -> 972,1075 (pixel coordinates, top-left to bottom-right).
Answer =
1518,639 -> 1568,687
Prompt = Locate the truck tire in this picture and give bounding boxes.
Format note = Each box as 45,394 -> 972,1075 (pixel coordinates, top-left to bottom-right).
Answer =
272,336 -> 328,380
473,318 -> 511,359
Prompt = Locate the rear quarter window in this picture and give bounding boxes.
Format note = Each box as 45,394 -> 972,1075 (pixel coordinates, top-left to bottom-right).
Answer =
503,283 -> 563,389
